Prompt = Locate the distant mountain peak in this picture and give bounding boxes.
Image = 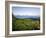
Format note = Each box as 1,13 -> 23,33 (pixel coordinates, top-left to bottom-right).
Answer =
15,15 -> 40,19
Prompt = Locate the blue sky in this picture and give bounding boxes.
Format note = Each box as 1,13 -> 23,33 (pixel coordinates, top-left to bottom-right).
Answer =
12,7 -> 40,16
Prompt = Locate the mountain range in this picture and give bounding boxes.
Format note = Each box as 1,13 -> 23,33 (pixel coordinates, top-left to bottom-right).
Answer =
14,15 -> 40,19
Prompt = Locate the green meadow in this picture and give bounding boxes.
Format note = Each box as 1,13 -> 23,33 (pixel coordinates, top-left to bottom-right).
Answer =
12,14 -> 40,31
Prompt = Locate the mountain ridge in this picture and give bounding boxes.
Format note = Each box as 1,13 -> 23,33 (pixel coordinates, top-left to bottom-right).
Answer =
14,15 -> 40,19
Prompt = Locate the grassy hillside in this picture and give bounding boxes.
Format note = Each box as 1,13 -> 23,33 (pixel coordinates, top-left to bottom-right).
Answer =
12,14 -> 40,31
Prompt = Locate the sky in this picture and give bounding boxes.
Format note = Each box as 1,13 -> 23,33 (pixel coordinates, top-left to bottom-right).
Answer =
12,7 -> 40,17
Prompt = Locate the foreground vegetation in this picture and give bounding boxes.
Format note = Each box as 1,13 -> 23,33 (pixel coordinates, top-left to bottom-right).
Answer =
12,14 -> 40,31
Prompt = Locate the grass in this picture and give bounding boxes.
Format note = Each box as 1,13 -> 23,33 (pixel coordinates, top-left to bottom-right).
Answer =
12,17 -> 40,31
